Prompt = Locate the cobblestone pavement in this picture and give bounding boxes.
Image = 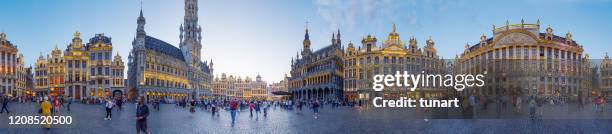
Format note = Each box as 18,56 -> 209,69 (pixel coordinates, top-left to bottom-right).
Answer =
0,102 -> 610,134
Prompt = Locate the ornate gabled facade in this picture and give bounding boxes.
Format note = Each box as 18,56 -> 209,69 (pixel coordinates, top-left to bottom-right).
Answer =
343,24 -> 445,101
251,75 -> 268,99
601,53 -> 612,97
127,0 -> 213,101
64,32 -> 88,99
47,46 -> 65,98
455,20 -> 590,100
269,74 -> 290,100
34,53 -> 48,96
289,28 -> 344,101
34,31 -> 125,100
212,73 -> 267,100
111,53 -> 125,96
0,32 -> 28,97
270,74 -> 289,93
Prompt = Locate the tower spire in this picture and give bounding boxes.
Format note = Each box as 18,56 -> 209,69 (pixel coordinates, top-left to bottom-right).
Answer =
136,1 -> 146,36
180,0 -> 202,68
305,20 -> 310,40
336,28 -> 341,46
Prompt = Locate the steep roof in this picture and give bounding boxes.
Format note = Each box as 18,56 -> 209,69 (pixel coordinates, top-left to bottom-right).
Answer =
145,36 -> 185,61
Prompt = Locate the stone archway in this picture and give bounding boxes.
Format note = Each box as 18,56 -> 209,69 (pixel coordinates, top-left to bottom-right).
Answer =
112,90 -> 123,98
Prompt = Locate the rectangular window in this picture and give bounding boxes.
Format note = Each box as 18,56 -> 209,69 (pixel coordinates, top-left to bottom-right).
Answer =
508,47 -> 514,58
105,52 -> 111,60
561,50 -> 565,59
374,57 -> 379,64
541,46 -> 546,57
97,53 -> 102,60
105,67 -> 110,75
547,47 -> 552,59
90,53 -> 95,60
384,57 -> 389,64
495,49 -> 500,59
359,58 -> 364,65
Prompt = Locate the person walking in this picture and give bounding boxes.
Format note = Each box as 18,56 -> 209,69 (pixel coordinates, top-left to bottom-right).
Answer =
312,100 -> 320,119
529,96 -> 537,120
155,99 -> 160,111
468,94 -> 477,118
116,97 -> 123,111
53,98 -> 60,113
211,102 -> 217,116
105,98 -> 115,120
189,100 -> 196,114
66,96 -> 72,112
249,101 -> 254,117
263,101 -> 268,117
515,96 -> 522,113
254,101 -> 261,118
136,97 -> 150,134
296,100 -> 303,114
229,99 -> 238,124
0,95 -> 9,114
41,96 -> 52,129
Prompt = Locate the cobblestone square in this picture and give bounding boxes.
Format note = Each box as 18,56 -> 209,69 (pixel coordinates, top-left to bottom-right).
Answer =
0,102 -> 611,134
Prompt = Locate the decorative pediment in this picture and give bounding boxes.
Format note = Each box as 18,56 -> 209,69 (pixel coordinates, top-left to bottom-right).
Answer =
383,45 -> 404,51
495,32 -> 537,46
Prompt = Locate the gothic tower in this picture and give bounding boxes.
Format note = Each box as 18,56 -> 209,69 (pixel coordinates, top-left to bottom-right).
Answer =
129,7 -> 147,99
301,27 -> 311,56
180,0 -> 202,68
135,9 -> 146,49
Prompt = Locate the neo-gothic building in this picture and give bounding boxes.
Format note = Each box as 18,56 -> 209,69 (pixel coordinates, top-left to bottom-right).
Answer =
34,32 -> 125,100
289,28 -> 344,101
343,24 -> 445,101
454,20 -> 591,100
127,0 -> 213,101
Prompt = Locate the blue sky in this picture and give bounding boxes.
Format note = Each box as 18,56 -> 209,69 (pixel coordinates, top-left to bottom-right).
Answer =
1,0 -> 611,82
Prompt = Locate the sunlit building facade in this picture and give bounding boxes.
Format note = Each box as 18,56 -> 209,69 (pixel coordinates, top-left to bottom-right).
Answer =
270,74 -> 289,93
64,32 -> 89,100
47,46 -> 65,98
269,74 -> 290,100
15,54 -> 28,97
34,53 -> 48,97
289,28 -> 344,101
0,33 -> 28,97
343,24 -> 445,101
212,73 -> 267,100
601,53 -> 612,97
34,32 -> 125,100
127,0 -> 213,101
455,20 -> 590,100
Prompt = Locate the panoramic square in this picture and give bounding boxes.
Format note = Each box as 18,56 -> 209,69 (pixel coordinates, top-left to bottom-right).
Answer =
0,0 -> 611,134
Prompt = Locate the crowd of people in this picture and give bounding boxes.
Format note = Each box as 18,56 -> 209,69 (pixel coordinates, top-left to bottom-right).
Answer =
463,92 -> 609,120
0,92 -> 608,133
